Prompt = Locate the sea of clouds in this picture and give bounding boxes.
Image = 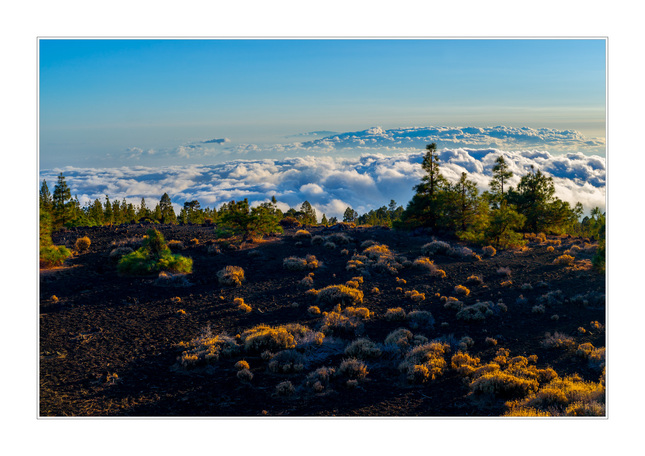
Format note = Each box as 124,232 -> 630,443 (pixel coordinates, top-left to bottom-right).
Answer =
41,146 -> 606,221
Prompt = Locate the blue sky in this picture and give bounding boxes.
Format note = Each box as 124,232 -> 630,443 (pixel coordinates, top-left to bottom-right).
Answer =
39,39 -> 606,168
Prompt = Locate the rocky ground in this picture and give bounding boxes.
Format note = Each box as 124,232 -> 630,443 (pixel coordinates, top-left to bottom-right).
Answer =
40,224 -> 605,416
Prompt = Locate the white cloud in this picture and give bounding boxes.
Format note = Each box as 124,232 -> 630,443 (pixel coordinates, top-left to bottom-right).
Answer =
41,147 -> 606,221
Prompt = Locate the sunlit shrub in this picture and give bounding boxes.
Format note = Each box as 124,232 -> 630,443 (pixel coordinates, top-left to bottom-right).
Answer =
385,307 -> 407,321
312,284 -> 364,307
283,255 -> 319,270
294,229 -> 312,240
553,254 -> 574,266
399,341 -> 449,383
75,236 -> 91,252
177,326 -> 239,368
405,290 -> 426,302
451,351 -> 481,375
454,285 -> 470,296
320,305 -> 368,337
241,323 -> 322,353
217,265 -> 245,287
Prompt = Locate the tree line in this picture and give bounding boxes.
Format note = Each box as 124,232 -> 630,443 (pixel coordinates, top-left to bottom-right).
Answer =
394,143 -> 605,250
40,144 -> 605,250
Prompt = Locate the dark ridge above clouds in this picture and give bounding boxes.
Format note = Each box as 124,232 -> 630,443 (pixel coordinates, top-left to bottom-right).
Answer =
43,147 -> 606,221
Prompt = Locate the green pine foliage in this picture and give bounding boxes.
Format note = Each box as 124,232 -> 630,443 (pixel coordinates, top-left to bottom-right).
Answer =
217,198 -> 283,240
39,209 -> 71,268
117,229 -> 192,275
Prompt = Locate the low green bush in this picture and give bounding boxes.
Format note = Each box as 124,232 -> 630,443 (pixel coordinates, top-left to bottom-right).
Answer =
117,228 -> 192,275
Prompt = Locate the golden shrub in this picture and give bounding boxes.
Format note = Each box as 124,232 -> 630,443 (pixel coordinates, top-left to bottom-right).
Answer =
217,265 -> 245,287
75,236 -> 91,252
454,285 -> 470,296
404,290 -> 426,302
553,254 -> 575,266
314,284 -> 364,306
385,307 -> 406,321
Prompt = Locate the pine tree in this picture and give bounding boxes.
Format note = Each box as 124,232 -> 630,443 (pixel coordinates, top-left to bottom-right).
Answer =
159,193 -> 177,224
397,143 -> 451,230
89,198 -> 104,225
137,197 -> 150,220
452,172 -> 480,232
490,155 -> 513,207
40,180 -> 53,213
52,173 -> 72,228
104,195 -> 114,225
343,207 -> 358,223
507,166 -> 556,233
300,201 -> 317,225
321,213 -> 329,226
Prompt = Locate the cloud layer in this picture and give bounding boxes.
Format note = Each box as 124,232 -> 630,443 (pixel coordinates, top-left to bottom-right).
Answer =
42,148 -> 606,220
291,126 -> 606,156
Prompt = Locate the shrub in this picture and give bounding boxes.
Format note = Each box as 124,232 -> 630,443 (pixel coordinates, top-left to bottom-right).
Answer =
320,305 -> 368,337
306,366 -> 335,391
482,245 -> 496,257
451,352 -> 481,375
541,332 -> 575,349
466,275 -> 483,285
118,229 -> 192,275
385,307 -> 407,321
312,285 -> 364,307
275,381 -> 296,396
344,306 -> 371,319
294,229 -> 312,240
384,328 -> 418,350
505,374 -> 605,416
268,350 -> 306,373
75,236 -> 91,252
345,338 -> 382,359
456,301 -> 505,321
236,298 -> 252,313
338,358 -> 369,380
235,360 -> 250,370
454,285 -> 470,296
109,246 -> 134,261
283,255 -> 319,270
327,233 -> 352,245
167,240 -> 184,251
458,336 -> 475,351
422,240 -> 452,256
177,326 -> 240,368
279,217 -> 301,228
217,265 -> 245,287
241,324 -> 299,353
300,273 -> 315,289
236,368 -> 253,382
323,241 -> 336,250
404,290 -> 426,302
154,271 -> 191,287
470,371 -> 539,398
407,310 -> 435,329
40,245 -> 72,268
307,305 -> 321,316
485,337 -> 498,346
553,254 -> 575,266
497,267 -> 511,277
399,341 -> 449,383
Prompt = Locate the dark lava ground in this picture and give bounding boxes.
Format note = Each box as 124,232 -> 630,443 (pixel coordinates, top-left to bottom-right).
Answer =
40,224 -> 605,417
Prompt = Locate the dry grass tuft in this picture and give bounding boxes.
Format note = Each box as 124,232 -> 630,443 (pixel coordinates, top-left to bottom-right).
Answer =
283,255 -> 319,270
